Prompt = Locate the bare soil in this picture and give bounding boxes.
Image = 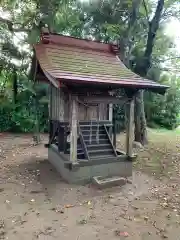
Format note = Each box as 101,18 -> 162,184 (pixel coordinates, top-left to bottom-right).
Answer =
0,131 -> 179,240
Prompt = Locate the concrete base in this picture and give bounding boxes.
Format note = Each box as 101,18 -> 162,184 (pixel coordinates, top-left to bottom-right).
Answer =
48,146 -> 132,184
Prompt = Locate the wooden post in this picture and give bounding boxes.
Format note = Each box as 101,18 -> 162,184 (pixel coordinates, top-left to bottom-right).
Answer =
70,95 -> 78,162
113,114 -> 117,148
126,98 -> 134,158
49,84 -> 53,142
109,104 -> 113,121
109,103 -> 113,140
58,125 -> 64,152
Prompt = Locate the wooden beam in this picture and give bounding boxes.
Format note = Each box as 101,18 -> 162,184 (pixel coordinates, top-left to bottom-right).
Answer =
70,95 -> 78,162
43,69 -> 59,88
126,98 -> 134,158
79,96 -> 128,104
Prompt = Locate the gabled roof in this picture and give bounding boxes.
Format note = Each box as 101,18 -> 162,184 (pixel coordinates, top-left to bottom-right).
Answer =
34,32 -> 168,94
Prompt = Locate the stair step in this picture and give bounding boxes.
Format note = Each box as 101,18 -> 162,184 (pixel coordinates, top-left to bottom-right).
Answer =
89,149 -> 114,153
83,133 -> 107,138
87,144 -> 110,148
90,155 -> 117,160
87,144 -> 112,150
85,139 -> 109,145
77,152 -> 85,156
81,130 -> 105,134
80,125 -> 104,129
79,121 -> 112,126
88,149 -> 115,157
66,148 -> 84,153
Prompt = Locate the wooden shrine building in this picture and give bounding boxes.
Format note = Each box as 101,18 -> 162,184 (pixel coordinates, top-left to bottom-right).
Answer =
34,29 -> 168,184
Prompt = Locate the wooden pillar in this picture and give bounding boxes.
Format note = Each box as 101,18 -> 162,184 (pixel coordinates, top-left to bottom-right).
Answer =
49,84 -> 53,141
113,112 -> 117,149
109,103 -> 113,140
126,98 -> 134,158
58,125 -> 64,152
109,104 -> 113,122
99,103 -> 104,120
70,95 -> 78,162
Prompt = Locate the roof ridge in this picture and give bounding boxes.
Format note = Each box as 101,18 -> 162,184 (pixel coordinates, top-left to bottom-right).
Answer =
40,30 -> 118,54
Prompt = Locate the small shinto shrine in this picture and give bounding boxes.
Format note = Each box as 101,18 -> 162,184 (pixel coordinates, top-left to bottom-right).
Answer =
34,29 -> 168,184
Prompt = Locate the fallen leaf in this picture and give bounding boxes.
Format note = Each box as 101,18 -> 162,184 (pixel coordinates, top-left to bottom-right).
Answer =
115,230 -> 129,237
64,204 -> 74,208
108,195 -> 114,199
0,220 -> 5,229
144,216 -> 149,221
30,190 -> 43,194
161,233 -> 168,239
0,230 -> 6,237
78,219 -> 87,225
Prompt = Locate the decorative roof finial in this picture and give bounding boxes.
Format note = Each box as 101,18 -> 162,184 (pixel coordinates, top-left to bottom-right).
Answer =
41,25 -> 50,44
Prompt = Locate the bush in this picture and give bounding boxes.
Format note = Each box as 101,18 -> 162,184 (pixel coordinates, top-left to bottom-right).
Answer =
145,87 -> 180,130
0,102 -> 14,132
0,99 -> 48,133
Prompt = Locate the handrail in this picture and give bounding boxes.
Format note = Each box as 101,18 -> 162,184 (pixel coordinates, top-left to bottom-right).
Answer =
104,124 -> 118,157
48,120 -> 59,145
78,123 -> 90,160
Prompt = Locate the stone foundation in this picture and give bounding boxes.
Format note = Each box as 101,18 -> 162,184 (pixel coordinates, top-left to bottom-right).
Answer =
48,145 -> 132,184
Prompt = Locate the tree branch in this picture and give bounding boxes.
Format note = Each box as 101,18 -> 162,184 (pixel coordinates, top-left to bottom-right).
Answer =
0,16 -> 30,32
142,0 -> 149,24
134,0 -> 165,77
0,16 -> 13,30
145,0 -> 164,58
153,56 -> 180,62
155,67 -> 180,72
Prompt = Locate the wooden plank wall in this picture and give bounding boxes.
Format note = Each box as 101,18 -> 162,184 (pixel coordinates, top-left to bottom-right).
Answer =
50,84 -> 109,122
78,103 -> 108,121
50,85 -> 65,121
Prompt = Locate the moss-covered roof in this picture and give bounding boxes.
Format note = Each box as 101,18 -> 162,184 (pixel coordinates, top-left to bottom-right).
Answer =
34,34 -> 168,94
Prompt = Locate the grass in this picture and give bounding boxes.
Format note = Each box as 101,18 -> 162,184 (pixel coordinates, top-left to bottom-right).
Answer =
134,128 -> 180,178
117,127 -> 180,179
149,127 -> 180,135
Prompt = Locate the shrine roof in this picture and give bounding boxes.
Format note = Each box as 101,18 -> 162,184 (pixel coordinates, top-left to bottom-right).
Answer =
34,32 -> 168,94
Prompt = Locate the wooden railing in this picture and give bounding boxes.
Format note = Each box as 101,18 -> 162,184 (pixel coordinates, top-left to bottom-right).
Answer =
47,120 -> 69,154
78,123 -> 90,160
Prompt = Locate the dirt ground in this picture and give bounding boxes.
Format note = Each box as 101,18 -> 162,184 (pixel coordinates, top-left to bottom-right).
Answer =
0,131 -> 180,240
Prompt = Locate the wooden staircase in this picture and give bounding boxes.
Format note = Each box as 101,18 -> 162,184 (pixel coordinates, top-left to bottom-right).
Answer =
49,121 -> 117,161
78,122 -> 117,161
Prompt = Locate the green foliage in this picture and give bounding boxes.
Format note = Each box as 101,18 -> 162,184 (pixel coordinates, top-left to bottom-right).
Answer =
145,83 -> 180,130
0,0 -> 180,133
28,27 -> 40,44
0,79 -> 49,133
0,100 -> 49,133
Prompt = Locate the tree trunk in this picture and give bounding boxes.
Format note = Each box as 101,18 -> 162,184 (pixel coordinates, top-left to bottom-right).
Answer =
134,91 -> 148,145
12,69 -> 17,104
118,0 -> 141,65
134,0 -> 165,76
34,96 -> 41,145
133,0 -> 164,145
30,50 -> 40,145
29,49 -> 37,82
